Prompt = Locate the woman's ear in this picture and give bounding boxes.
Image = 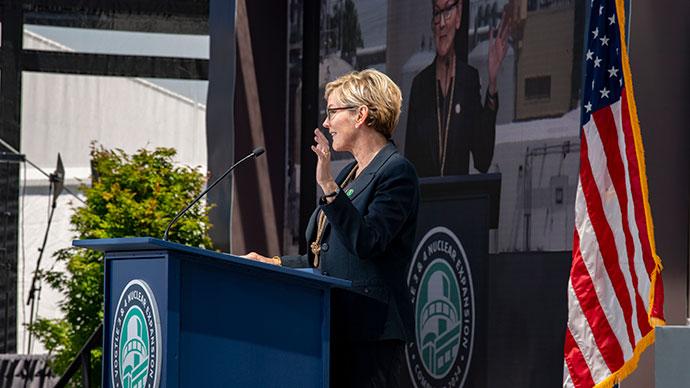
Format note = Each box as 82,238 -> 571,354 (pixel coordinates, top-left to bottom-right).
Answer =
355,105 -> 369,128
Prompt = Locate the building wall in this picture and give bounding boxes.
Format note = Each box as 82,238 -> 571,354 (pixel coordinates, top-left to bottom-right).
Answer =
516,6 -> 575,120
22,31 -> 207,179
18,30 -> 207,354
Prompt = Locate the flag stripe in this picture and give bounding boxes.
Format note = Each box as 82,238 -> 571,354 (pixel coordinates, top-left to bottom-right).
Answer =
574,188 -> 633,361
620,88 -> 665,323
565,328 -> 596,388
563,361 -> 576,388
611,98 -> 652,312
652,273 -> 665,321
579,131 -> 637,351
615,0 -> 663,298
584,113 -> 643,345
591,107 -> 652,338
569,228 -> 625,372
620,91 -> 656,277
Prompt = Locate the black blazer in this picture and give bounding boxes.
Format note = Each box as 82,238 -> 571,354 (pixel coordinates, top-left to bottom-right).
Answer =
405,58 -> 498,177
282,142 -> 420,342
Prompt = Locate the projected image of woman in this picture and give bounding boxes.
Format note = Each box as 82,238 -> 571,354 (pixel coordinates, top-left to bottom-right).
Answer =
405,0 -> 511,177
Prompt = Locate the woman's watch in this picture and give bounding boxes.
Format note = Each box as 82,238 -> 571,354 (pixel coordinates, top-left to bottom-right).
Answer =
486,90 -> 498,109
320,187 -> 340,204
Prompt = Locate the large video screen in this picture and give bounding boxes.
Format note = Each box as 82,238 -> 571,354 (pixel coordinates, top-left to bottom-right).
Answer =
315,0 -> 584,253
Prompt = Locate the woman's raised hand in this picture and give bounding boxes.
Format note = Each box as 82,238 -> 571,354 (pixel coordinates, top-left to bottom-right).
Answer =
311,128 -> 338,194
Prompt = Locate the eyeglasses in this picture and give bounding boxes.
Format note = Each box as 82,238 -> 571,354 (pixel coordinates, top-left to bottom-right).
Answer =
326,106 -> 356,121
433,0 -> 459,25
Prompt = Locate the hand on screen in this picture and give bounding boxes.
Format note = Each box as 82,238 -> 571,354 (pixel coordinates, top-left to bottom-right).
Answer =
488,9 -> 512,94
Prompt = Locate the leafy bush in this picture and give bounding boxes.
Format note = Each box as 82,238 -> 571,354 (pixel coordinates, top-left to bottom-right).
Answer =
29,145 -> 213,384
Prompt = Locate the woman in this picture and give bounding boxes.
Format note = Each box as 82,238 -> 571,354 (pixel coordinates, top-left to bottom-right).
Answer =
405,0 -> 511,176
245,69 -> 420,387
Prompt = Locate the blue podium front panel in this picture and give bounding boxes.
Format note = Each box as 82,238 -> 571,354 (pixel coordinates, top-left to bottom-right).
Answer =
177,254 -> 327,387
104,252 -> 172,388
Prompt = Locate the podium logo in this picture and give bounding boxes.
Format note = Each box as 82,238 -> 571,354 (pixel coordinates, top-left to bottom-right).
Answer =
111,279 -> 161,388
406,227 -> 475,388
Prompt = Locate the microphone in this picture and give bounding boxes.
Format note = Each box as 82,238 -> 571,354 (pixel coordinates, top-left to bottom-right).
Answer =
163,146 -> 265,241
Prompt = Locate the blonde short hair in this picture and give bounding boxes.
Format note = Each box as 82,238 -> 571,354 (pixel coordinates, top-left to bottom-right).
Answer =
324,69 -> 402,139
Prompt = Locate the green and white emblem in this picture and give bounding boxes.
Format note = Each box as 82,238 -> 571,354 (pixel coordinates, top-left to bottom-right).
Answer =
416,259 -> 462,377
111,279 -> 161,388
406,227 -> 475,388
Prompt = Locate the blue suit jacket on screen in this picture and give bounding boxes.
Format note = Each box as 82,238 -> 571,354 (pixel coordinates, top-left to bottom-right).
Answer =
282,142 -> 420,342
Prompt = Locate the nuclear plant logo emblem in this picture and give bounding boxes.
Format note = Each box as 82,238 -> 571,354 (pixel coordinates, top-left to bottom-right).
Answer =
112,279 -> 161,388
406,227 -> 475,388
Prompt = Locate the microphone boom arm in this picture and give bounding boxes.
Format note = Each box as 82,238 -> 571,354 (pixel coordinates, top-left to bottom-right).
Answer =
163,147 -> 264,241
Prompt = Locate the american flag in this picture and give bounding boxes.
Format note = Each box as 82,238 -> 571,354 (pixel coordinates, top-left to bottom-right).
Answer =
563,0 -> 665,387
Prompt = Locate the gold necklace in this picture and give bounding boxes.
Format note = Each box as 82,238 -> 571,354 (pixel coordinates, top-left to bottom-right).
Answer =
436,72 -> 456,176
310,165 -> 358,268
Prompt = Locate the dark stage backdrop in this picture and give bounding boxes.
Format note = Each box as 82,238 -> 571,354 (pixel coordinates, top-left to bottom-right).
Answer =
486,252 -> 571,387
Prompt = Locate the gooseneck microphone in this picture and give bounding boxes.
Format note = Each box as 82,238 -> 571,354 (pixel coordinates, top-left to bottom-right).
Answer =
163,146 -> 265,241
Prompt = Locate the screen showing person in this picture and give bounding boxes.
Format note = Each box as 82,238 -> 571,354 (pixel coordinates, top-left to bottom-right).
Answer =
405,0 -> 511,177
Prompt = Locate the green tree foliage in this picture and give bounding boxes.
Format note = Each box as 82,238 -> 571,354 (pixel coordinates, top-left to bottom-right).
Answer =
29,145 -> 213,385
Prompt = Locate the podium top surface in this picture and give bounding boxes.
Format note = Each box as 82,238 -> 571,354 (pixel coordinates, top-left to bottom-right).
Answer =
74,237 -> 351,288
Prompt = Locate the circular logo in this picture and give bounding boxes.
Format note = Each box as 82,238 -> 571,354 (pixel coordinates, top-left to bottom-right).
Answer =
406,227 -> 475,388
111,279 -> 161,388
